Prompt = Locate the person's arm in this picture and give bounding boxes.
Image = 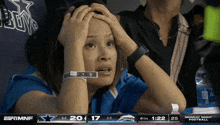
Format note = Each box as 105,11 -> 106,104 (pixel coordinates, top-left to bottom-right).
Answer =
91,3 -> 186,114
14,6 -> 94,114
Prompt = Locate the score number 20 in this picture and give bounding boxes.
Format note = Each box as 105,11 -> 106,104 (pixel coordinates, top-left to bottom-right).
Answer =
70,116 -> 86,121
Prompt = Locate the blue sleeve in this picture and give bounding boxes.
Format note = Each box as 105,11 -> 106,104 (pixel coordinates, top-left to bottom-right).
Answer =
0,75 -> 53,113
111,73 -> 148,113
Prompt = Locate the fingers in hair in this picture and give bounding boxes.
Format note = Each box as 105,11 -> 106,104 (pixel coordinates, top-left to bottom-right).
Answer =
83,12 -> 95,23
71,5 -> 89,19
93,14 -> 111,24
91,3 -> 110,17
77,7 -> 93,21
64,6 -> 75,20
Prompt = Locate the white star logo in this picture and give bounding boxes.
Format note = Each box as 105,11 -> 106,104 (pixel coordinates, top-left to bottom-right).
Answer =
9,0 -> 34,16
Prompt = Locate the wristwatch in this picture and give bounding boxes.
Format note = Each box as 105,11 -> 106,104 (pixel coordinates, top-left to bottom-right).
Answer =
127,44 -> 149,64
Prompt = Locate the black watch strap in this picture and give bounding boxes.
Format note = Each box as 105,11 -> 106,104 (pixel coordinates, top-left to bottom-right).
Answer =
127,44 -> 149,64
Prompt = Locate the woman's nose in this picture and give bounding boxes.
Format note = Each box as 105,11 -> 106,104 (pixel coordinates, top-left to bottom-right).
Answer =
98,48 -> 111,61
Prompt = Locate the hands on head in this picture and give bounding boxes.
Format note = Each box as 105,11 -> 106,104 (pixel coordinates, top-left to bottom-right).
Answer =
58,3 -> 133,55
57,3 -> 186,114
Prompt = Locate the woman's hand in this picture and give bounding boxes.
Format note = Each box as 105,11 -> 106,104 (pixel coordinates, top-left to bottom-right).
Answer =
58,6 -> 93,115
58,5 -> 95,48
91,3 -> 137,55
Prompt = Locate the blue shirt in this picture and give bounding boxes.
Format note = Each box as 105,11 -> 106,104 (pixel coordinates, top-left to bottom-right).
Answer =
1,65 -> 148,114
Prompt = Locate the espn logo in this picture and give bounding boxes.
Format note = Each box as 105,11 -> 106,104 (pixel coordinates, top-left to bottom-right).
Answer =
4,116 -> 33,121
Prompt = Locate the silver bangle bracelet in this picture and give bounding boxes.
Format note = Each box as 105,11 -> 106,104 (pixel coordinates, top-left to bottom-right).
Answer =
63,77 -> 87,82
62,71 -> 98,82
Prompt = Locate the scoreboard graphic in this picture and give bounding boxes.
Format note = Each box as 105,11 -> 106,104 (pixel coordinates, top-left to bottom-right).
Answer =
87,114 -> 137,123
0,114 -> 219,124
137,114 -> 180,123
38,114 -> 87,123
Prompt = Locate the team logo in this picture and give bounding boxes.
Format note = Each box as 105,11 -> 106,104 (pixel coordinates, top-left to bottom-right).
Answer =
39,114 -> 56,122
117,115 -> 136,122
0,0 -> 38,35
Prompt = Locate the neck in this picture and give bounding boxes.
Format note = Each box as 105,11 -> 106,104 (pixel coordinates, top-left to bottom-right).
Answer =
145,0 -> 181,25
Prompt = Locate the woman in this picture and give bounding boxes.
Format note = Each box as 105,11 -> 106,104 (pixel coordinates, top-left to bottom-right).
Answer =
106,0 -> 205,107
1,1 -> 186,114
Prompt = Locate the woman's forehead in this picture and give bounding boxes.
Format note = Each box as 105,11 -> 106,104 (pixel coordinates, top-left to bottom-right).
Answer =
88,18 -> 112,37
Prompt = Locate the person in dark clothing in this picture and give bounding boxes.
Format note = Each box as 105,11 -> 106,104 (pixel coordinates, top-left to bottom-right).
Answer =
0,0 -> 47,105
116,0 -> 205,108
0,0 -> 73,105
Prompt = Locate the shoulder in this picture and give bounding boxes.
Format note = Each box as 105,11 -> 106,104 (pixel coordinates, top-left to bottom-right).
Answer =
117,10 -> 139,22
0,65 -> 54,113
117,10 -> 136,16
117,5 -> 145,17
183,5 -> 204,29
10,65 -> 54,95
118,69 -> 148,92
9,65 -> 48,87
111,69 -> 148,113
116,6 -> 146,31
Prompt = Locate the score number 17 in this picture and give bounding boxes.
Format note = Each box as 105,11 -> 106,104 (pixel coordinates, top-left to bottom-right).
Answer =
91,116 -> 100,121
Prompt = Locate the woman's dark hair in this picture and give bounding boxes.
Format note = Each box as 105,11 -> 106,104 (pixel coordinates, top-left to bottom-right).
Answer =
25,0 -> 127,95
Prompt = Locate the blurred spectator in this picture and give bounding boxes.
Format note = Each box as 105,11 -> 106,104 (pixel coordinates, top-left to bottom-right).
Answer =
117,0 -> 205,107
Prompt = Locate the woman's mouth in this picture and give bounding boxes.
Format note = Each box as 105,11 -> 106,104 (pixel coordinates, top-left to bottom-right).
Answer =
98,68 -> 110,72
97,67 -> 112,76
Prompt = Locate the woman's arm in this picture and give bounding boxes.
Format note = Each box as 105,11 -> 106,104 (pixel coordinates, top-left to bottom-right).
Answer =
57,5 -> 94,114
131,51 -> 186,113
14,6 -> 94,114
91,3 -> 186,114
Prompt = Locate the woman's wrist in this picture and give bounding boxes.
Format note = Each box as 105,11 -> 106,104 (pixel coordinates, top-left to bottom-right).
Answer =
62,77 -> 87,85
117,39 -> 138,57
63,40 -> 85,50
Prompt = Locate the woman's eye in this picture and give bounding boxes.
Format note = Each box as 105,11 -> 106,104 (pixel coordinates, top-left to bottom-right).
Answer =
86,43 -> 95,48
107,41 -> 114,47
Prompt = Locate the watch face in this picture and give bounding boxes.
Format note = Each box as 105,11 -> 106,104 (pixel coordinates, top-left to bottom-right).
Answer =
141,45 -> 150,55
127,44 -> 150,64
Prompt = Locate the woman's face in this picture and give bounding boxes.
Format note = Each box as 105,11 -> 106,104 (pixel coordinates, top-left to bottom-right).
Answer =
83,18 -> 117,88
